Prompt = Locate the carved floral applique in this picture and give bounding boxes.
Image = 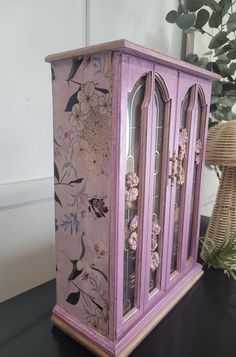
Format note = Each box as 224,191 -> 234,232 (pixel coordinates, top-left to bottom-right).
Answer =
151,221 -> 161,272
125,172 -> 139,209
195,139 -> 202,165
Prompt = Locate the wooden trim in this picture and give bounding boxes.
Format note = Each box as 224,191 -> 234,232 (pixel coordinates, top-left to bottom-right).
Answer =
45,39 -> 220,81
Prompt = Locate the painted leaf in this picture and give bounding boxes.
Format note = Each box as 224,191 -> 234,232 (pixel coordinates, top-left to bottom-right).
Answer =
66,291 -> 81,305
53,138 -> 62,147
55,192 -> 62,207
54,162 -> 60,182
69,178 -> 83,185
187,0 -> 205,12
65,90 -> 79,112
79,232 -> 86,260
166,10 -> 178,23
67,57 -> 83,82
195,9 -> 209,29
68,259 -> 83,280
51,67 -> 55,81
95,87 -> 109,95
176,14 -> 196,30
209,32 -> 228,49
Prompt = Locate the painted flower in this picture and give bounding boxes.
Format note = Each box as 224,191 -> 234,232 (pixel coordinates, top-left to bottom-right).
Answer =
94,242 -> 108,258
84,151 -> 103,175
152,222 -> 161,236
151,237 -> 158,252
128,231 -> 138,251
98,94 -> 111,115
89,198 -> 108,218
72,139 -> 89,162
129,215 -> 138,231
179,128 -> 188,147
151,252 -> 160,272
77,81 -> 98,114
126,172 -> 139,188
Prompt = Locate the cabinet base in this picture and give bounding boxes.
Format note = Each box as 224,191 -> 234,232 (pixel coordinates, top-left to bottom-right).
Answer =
52,268 -> 203,357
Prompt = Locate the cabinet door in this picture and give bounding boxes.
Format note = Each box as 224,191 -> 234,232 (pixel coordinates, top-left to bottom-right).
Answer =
144,64 -> 178,308
115,54 -> 154,335
184,79 -> 211,265
166,73 -> 198,290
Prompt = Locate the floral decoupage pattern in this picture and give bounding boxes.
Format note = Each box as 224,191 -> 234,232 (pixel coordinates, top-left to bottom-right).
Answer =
52,53 -> 112,336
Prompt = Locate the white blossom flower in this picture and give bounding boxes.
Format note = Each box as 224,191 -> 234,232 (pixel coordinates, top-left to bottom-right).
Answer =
77,82 -> 98,114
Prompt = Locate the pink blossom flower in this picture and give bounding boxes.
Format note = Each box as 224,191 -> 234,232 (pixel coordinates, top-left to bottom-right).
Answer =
125,188 -> 138,208
129,215 -> 138,231
152,222 -> 161,235
151,252 -> 160,272
128,231 -> 137,251
126,172 -> 139,188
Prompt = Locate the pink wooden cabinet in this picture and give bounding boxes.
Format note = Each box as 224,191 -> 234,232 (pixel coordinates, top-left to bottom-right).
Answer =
46,40 -> 219,356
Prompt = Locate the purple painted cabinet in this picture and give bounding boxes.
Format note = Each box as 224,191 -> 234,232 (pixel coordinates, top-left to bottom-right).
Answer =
46,40 -> 219,357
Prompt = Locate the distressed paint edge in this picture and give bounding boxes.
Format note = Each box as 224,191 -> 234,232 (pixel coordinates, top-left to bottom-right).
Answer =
45,39 -> 220,81
52,266 -> 203,357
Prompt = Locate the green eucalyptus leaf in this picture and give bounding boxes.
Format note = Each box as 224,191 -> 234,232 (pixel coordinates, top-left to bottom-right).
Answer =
211,96 -> 220,104
203,50 -> 213,56
214,44 -> 231,56
185,53 -> 199,64
206,61 -> 221,74
195,9 -> 210,29
207,0 -> 221,12
176,14 -> 196,30
219,0 -> 232,18
209,11 -> 222,28
216,54 -> 231,64
230,62 -> 236,74
230,39 -> 236,48
209,31 -> 228,49
187,0 -> 205,12
178,3 -> 186,15
166,10 -> 178,23
227,13 -> 236,32
223,82 -> 236,91
212,80 -> 223,95
198,56 -> 209,68
218,64 -> 232,78
226,48 -> 236,59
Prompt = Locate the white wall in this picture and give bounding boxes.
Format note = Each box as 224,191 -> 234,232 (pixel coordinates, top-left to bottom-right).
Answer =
0,0 -> 86,302
88,0 -> 182,58
0,0 -> 182,302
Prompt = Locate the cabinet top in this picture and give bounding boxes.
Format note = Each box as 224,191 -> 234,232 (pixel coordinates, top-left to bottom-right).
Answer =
45,39 -> 220,81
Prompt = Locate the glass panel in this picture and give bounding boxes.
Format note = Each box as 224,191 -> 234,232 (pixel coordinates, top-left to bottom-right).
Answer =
123,77 -> 145,316
149,79 -> 164,293
170,90 -> 191,274
187,94 -> 202,258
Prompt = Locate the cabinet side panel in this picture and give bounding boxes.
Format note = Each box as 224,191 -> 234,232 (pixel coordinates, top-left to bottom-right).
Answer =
51,52 -> 112,337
